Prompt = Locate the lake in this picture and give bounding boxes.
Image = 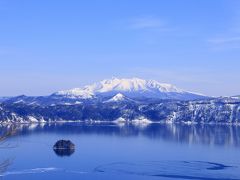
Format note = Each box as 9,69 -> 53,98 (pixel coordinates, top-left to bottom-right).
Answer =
0,123 -> 240,180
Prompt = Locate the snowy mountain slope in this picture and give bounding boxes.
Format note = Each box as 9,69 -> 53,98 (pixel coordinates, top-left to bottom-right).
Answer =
1,77 -> 239,124
0,97 -> 10,102
54,77 -> 207,100
231,95 -> 240,99
104,93 -> 136,103
0,97 -> 239,124
0,78 -> 208,106
106,93 -> 126,102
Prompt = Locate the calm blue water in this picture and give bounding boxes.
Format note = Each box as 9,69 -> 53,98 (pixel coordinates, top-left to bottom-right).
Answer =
0,123 -> 240,180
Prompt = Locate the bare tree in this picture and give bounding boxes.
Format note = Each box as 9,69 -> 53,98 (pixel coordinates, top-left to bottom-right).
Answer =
0,126 -> 17,149
0,126 -> 17,177
0,159 -> 12,175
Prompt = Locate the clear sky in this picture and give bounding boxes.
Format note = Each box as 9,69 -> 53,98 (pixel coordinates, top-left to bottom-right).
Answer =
0,0 -> 240,97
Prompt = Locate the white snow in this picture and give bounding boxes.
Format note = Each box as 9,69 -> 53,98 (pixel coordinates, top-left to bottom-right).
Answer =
64,103 -> 72,105
54,77 -> 191,99
56,88 -> 94,99
13,100 -> 25,104
75,101 -> 82,104
132,117 -> 152,124
231,96 -> 240,99
28,116 -> 38,123
106,93 -> 126,102
113,117 -> 127,123
39,118 -> 46,123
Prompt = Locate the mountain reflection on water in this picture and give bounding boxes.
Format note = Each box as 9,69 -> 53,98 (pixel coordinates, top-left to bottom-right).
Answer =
1,122 -> 240,147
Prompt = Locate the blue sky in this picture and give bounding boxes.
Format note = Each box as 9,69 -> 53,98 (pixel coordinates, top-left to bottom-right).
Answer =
0,0 -> 240,96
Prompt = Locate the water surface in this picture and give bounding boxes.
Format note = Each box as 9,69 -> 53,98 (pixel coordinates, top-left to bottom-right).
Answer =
0,123 -> 240,180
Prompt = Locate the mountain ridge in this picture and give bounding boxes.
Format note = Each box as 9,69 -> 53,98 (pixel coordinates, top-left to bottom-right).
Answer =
1,78 -> 239,125
0,96 -> 239,124
54,77 -> 207,101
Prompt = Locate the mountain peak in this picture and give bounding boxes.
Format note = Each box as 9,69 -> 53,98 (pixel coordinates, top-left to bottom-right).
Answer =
54,77 -> 206,100
106,93 -> 126,102
97,77 -> 183,93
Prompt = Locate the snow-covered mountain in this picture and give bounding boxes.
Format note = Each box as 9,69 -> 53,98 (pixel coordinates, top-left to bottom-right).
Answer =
1,97 -> 240,124
0,97 -> 10,102
231,95 -> 240,99
1,77 -> 240,124
54,77 -> 207,100
107,93 -> 125,102
105,93 -> 133,103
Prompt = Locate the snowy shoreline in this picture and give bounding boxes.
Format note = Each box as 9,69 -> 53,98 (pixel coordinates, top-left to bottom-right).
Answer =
1,119 -> 240,126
